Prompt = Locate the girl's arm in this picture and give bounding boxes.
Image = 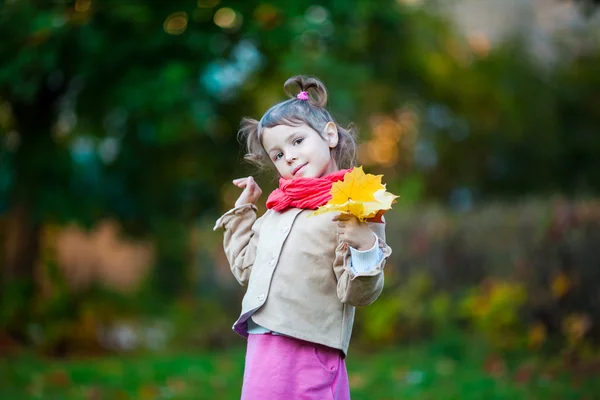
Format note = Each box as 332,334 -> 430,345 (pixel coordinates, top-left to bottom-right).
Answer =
214,204 -> 264,287
213,176 -> 263,286
333,220 -> 392,306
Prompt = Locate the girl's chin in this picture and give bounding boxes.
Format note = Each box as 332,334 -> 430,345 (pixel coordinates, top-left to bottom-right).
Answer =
295,171 -> 322,179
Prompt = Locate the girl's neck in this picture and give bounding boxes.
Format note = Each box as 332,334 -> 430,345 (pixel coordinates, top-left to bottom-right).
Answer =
322,160 -> 339,177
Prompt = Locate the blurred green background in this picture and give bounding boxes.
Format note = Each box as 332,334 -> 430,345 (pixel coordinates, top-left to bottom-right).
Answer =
1,0 -> 600,398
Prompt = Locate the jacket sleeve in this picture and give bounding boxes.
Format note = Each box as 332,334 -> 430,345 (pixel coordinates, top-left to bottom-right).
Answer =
213,204 -> 264,287
333,220 -> 392,306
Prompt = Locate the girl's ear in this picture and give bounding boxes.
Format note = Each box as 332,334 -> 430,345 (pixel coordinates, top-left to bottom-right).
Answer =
324,122 -> 339,148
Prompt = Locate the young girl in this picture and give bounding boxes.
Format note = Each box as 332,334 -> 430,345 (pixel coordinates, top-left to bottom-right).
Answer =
214,76 -> 392,399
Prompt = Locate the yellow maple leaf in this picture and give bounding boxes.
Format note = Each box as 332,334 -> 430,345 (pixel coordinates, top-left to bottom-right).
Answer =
361,189 -> 398,219
329,166 -> 384,204
312,167 -> 399,221
313,199 -> 365,218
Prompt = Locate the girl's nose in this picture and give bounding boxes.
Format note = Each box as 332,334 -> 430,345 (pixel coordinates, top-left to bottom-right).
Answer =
285,152 -> 297,164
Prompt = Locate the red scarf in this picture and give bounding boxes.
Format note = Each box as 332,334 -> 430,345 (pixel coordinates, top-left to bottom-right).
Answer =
266,169 -> 351,211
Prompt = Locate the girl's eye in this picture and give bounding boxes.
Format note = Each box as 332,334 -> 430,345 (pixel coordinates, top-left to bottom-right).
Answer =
274,152 -> 283,161
294,138 -> 304,145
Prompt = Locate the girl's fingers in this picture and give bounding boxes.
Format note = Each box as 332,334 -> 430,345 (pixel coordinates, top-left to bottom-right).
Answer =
334,216 -> 357,233
233,177 -> 256,189
332,212 -> 357,222
332,213 -> 352,222
233,176 -> 261,207
233,177 -> 253,184
233,176 -> 261,205
245,182 -> 256,194
247,178 -> 261,194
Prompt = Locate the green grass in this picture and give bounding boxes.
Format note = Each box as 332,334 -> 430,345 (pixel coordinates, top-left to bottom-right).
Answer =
1,337 -> 598,399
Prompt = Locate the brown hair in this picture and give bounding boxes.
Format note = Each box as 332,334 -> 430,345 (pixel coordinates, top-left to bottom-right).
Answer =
238,75 -> 357,172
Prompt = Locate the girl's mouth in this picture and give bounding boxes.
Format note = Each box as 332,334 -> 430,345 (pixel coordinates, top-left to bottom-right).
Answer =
293,163 -> 307,176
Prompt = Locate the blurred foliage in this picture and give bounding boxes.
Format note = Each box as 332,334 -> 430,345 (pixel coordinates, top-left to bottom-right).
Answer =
351,198 -> 600,357
1,0 -> 600,358
459,280 -> 527,350
359,273 -> 440,343
2,198 -> 595,359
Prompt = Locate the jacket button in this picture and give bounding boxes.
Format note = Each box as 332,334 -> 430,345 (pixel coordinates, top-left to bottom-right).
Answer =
269,258 -> 276,266
258,294 -> 265,301
282,226 -> 289,233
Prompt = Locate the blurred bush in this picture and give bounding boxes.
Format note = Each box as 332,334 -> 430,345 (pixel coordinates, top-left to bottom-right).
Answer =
459,280 -> 527,350
4,197 -> 597,358
352,198 -> 600,354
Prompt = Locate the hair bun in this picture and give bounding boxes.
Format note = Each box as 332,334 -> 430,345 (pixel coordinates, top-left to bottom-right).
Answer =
283,75 -> 328,108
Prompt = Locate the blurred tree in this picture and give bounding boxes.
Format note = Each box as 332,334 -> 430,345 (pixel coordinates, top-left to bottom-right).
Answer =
0,1 -> 253,331
0,0 -> 436,336
1,0 -> 599,342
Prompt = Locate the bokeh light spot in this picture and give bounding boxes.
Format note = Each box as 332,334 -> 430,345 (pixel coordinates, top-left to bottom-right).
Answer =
164,12 -> 188,35
214,7 -> 242,30
254,4 -> 281,30
467,31 -> 491,57
305,5 -> 328,25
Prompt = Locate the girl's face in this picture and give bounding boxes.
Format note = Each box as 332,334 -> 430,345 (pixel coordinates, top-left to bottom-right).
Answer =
261,122 -> 339,179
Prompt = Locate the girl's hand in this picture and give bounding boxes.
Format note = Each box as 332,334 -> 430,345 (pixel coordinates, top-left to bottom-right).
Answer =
233,176 -> 262,207
333,213 -> 376,251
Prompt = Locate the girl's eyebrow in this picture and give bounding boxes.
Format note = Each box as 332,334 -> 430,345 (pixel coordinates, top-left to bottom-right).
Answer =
286,131 -> 304,142
266,141 -> 284,156
265,130 -> 303,154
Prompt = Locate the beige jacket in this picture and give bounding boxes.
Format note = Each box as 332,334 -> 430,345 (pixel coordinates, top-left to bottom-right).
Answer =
214,203 -> 392,356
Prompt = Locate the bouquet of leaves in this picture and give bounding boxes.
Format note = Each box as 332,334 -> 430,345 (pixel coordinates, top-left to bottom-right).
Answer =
312,167 -> 399,222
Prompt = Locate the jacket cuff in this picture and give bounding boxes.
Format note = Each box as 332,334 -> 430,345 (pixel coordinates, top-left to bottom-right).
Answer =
349,233 -> 383,274
345,236 -> 392,280
213,204 -> 257,231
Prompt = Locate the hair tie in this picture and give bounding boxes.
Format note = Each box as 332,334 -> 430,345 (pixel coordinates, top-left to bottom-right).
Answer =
296,91 -> 309,101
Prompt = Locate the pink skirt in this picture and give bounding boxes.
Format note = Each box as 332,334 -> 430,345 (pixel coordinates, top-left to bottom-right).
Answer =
241,333 -> 351,400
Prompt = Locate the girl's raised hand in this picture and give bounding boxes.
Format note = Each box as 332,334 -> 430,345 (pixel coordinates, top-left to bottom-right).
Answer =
333,213 -> 376,251
233,176 -> 262,207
